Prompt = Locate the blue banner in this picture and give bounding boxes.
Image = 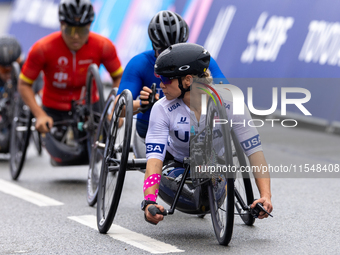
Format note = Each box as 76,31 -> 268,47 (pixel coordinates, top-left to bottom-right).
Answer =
8,0 -> 60,54
185,0 -> 340,78
6,0 -> 340,123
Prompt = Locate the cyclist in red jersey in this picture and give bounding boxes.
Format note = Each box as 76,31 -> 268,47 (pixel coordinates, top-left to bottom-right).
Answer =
18,0 -> 123,134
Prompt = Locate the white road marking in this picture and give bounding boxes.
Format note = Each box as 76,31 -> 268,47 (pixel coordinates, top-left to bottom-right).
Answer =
0,179 -> 63,206
68,215 -> 185,254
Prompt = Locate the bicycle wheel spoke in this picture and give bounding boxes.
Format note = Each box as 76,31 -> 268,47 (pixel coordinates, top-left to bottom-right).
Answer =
96,89 -> 132,234
231,129 -> 255,226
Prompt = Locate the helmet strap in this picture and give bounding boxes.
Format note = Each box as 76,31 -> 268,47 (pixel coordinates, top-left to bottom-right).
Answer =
152,44 -> 157,57
177,78 -> 191,99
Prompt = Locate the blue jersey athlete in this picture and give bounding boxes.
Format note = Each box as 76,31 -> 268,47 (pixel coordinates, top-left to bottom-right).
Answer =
116,11 -> 227,156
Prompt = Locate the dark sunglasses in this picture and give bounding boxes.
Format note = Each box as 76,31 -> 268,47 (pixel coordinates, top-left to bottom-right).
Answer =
62,25 -> 89,37
0,65 -> 12,74
159,75 -> 176,85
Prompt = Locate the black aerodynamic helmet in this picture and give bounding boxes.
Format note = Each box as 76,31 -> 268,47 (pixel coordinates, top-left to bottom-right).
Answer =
148,10 -> 189,52
0,35 -> 21,66
155,43 -> 210,78
59,0 -> 94,26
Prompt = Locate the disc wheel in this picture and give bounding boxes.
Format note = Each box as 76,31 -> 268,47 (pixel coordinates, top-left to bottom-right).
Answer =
10,96 -> 32,180
97,89 -> 133,233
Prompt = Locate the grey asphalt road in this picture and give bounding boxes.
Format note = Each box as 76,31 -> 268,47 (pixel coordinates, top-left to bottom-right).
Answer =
0,122 -> 340,255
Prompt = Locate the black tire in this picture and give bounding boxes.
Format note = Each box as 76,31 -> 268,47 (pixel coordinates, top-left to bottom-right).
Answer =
232,130 -> 255,226
87,94 -> 115,206
205,93 -> 234,246
85,63 -> 105,159
9,96 -> 32,180
97,89 -> 133,234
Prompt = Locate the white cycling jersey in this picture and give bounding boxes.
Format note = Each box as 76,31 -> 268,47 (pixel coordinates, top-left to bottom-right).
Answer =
146,88 -> 262,162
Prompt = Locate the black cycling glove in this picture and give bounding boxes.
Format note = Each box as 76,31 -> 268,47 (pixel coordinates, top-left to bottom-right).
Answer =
138,83 -> 158,114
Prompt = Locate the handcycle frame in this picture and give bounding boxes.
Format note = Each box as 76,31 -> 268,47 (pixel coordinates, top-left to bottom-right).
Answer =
94,88 -> 266,245
9,63 -> 104,179
0,62 -> 18,154
8,62 -> 42,179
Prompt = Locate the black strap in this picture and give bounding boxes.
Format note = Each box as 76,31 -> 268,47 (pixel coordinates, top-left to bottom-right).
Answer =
177,78 -> 191,99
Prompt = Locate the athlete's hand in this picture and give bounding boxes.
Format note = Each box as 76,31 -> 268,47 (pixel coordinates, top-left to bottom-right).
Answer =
139,86 -> 159,107
145,204 -> 164,225
138,86 -> 159,114
250,196 -> 273,219
35,114 -> 53,133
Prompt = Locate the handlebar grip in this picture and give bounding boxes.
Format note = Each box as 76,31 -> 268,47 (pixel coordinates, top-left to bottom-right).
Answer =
250,202 -> 273,218
149,83 -> 157,104
138,83 -> 158,114
148,205 -> 167,216
256,203 -> 273,217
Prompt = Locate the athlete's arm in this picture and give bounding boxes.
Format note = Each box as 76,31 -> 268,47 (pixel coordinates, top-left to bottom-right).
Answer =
115,54 -> 156,114
143,102 -> 169,224
112,86 -> 159,117
101,37 -> 123,88
18,79 -> 52,133
144,158 -> 164,224
209,57 -> 230,84
248,151 -> 273,219
110,73 -> 122,89
228,101 -> 272,217
19,43 -> 53,133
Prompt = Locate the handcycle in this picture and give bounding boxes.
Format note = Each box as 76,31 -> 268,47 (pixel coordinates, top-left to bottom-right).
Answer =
8,62 -> 45,178
0,63 -> 19,155
0,61 -> 41,160
9,63 -> 105,180
91,88 -> 272,245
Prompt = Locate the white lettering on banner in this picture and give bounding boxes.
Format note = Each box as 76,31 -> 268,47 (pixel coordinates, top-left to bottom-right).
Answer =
117,0 -> 161,66
299,20 -> 340,66
11,0 -> 59,29
25,0 -> 41,24
11,0 -> 29,23
241,12 -> 294,63
41,1 -> 59,29
204,6 -> 236,59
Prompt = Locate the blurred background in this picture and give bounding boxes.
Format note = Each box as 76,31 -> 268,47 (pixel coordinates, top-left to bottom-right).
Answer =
1,0 -> 340,130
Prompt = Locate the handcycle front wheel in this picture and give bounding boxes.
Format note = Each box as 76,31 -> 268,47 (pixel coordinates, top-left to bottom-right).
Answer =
87,92 -> 116,206
232,130 -> 255,226
85,63 -> 105,159
97,89 -> 133,234
9,96 -> 32,180
205,93 -> 235,246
